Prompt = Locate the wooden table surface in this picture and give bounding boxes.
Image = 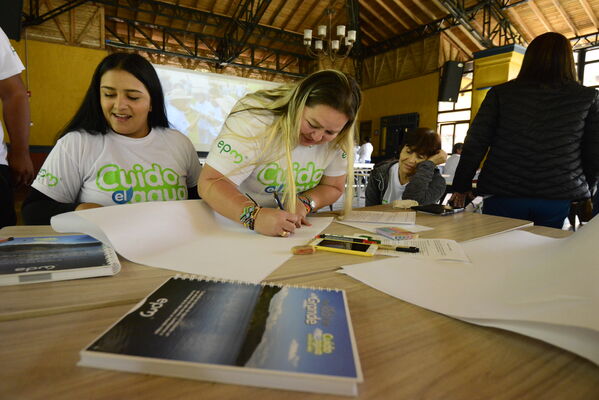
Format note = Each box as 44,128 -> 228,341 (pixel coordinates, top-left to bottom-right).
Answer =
0,209 -> 533,321
2,272 -> 598,400
2,208 -> 597,399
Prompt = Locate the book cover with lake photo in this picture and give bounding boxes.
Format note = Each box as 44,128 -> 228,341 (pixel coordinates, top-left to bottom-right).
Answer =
79,276 -> 362,396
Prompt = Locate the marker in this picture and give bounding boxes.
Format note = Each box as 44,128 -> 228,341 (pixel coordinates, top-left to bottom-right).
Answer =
317,234 -> 376,244
378,244 -> 420,253
0,237 -> 14,243
273,192 -> 285,211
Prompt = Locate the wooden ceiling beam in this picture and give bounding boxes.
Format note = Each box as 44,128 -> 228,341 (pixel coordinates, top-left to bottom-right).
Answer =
579,0 -> 599,31
413,1 -> 437,20
506,6 -> 533,43
443,29 -> 473,59
456,24 -> 485,51
360,10 -> 394,42
548,0 -> 579,36
395,0 -> 425,25
369,0 -> 410,30
290,0 -> 322,32
527,0 -> 554,32
277,0 -> 304,33
264,0 -> 288,27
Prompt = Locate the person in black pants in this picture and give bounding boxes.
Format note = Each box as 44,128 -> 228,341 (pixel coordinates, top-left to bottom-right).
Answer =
0,27 -> 34,228
450,32 -> 599,228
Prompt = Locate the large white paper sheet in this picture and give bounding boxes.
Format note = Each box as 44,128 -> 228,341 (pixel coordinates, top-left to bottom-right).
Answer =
339,218 -> 599,365
341,211 -> 416,224
51,200 -> 333,283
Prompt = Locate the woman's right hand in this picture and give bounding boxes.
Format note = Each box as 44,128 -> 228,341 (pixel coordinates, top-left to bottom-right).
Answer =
253,208 -> 301,237
428,149 -> 448,165
448,191 -> 475,208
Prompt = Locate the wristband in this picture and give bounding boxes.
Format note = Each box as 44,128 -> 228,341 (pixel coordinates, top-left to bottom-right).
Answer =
240,205 -> 263,230
297,194 -> 315,213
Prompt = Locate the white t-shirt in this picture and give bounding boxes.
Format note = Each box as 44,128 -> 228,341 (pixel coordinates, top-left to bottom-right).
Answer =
382,162 -> 407,204
0,27 -> 26,166
32,128 -> 201,206
443,154 -> 461,181
206,99 -> 347,207
357,142 -> 373,163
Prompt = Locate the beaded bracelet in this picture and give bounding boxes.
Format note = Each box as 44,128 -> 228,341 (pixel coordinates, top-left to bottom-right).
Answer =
240,193 -> 263,230
240,204 -> 263,230
297,195 -> 313,213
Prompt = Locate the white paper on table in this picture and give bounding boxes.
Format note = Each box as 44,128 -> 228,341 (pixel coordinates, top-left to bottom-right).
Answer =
336,220 -> 433,234
377,238 -> 468,262
338,219 -> 599,365
458,317 -> 599,366
340,211 -> 416,224
51,200 -> 333,283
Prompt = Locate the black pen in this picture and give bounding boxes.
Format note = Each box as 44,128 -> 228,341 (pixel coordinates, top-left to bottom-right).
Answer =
317,234 -> 376,244
378,244 -> 420,253
273,192 -> 285,210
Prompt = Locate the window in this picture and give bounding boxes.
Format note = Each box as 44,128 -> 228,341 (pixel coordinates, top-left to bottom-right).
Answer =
575,47 -> 599,89
437,62 -> 473,153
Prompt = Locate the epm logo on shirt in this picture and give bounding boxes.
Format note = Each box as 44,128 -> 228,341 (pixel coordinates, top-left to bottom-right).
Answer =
97,163 -> 186,204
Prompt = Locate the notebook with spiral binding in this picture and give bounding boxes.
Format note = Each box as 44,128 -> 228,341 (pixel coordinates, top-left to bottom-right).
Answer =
0,234 -> 120,286
79,275 -> 363,396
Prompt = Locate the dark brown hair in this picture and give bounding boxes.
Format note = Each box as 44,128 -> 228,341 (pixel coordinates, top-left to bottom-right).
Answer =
401,127 -> 441,158
517,32 -> 577,84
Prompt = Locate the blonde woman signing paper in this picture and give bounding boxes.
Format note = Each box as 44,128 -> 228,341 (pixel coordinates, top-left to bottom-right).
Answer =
199,70 -> 362,237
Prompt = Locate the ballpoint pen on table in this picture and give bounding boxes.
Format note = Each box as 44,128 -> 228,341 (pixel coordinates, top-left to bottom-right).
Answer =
377,244 -> 420,253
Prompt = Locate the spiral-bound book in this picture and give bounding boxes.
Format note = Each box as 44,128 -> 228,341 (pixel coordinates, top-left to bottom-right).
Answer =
0,235 -> 120,286
79,275 -> 363,396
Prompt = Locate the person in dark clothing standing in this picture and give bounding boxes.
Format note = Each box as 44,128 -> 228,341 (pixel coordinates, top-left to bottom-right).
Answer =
450,32 -> 599,228
366,127 -> 446,206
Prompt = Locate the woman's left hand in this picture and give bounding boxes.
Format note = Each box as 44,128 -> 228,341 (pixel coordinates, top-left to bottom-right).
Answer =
292,200 -> 312,228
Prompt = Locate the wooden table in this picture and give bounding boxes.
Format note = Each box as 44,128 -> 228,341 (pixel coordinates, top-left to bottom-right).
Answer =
2,209 -> 598,399
0,209 -> 533,321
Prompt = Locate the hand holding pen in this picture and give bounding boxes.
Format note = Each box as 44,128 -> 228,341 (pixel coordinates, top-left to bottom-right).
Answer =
274,192 -> 312,229
246,193 -> 299,237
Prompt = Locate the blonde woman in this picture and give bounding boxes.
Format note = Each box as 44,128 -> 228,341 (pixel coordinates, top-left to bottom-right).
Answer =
199,70 -> 362,237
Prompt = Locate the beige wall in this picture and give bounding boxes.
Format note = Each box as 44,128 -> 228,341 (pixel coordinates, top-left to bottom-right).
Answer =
8,39 -> 107,146
359,71 -> 439,157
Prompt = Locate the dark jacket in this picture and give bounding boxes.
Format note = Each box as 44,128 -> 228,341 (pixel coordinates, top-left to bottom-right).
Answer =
453,80 -> 599,200
365,160 -> 446,206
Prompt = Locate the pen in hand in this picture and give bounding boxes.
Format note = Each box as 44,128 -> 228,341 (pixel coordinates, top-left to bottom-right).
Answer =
273,192 -> 285,211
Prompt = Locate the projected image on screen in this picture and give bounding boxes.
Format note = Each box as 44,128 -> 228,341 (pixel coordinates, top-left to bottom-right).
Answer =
154,65 -> 280,152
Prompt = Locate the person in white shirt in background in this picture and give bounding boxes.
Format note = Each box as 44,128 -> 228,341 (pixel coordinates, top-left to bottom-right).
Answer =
0,27 -> 34,228
357,137 -> 373,163
443,142 -> 463,182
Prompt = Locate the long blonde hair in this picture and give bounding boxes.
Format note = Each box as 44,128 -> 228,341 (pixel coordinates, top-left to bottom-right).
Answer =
223,69 -> 362,215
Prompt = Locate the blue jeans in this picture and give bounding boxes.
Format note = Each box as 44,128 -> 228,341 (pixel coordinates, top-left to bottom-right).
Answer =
482,196 -> 571,229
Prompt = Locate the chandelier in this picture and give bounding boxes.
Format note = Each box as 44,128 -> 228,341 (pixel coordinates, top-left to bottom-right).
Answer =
303,7 -> 356,63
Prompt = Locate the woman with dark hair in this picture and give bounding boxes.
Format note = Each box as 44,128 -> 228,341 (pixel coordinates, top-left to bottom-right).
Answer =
449,32 -> 599,228
365,127 -> 446,206
199,69 -> 362,237
23,53 -> 201,224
